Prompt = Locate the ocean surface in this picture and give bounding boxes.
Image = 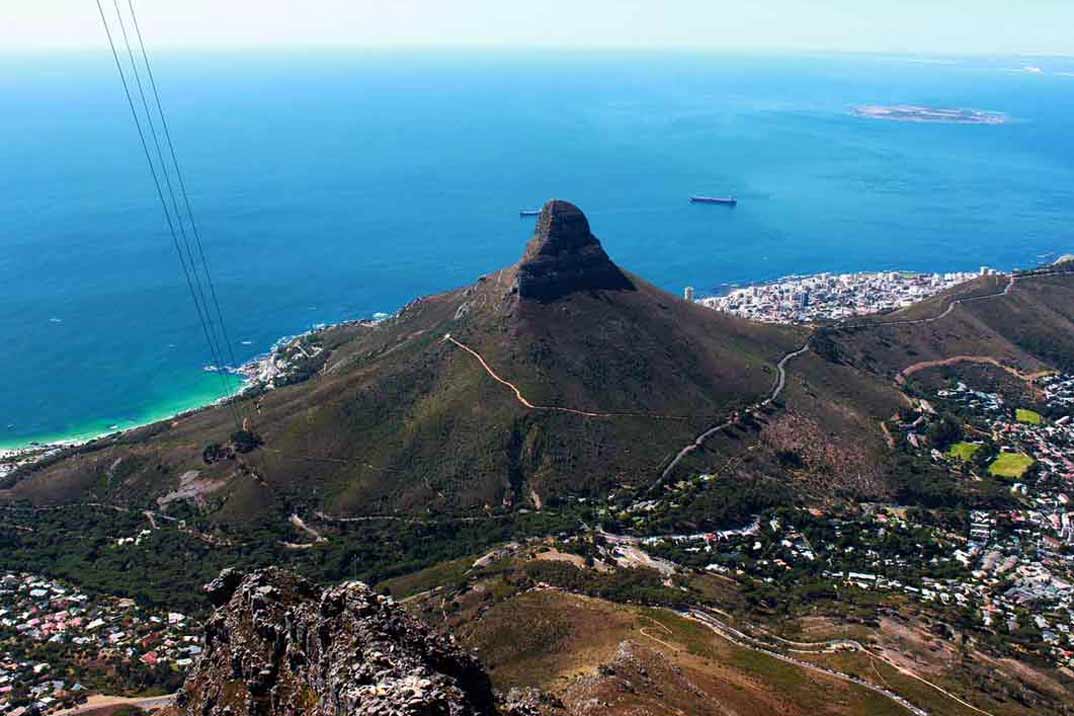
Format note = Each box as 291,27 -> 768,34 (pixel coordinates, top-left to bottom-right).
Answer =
4,50 -> 1074,448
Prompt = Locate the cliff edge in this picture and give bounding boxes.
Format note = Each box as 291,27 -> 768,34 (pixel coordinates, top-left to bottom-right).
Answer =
177,568 -> 497,716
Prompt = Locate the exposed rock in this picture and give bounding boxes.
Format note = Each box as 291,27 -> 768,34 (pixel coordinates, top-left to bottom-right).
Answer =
560,641 -> 711,716
203,567 -> 245,607
514,201 -> 634,302
498,688 -> 568,716
178,568 -> 496,716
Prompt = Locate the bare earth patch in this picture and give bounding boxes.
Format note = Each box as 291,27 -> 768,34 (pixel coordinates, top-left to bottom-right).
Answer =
155,470 -> 227,509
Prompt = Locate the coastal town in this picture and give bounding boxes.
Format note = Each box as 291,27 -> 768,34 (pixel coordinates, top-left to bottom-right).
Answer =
0,574 -> 199,716
889,372 -> 1074,665
8,5 -> 1074,713
5,262 -> 1074,701
697,268 -> 990,323
0,448 -> 58,483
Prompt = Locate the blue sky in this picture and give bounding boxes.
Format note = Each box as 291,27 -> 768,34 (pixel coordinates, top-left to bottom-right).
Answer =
6,0 -> 1074,55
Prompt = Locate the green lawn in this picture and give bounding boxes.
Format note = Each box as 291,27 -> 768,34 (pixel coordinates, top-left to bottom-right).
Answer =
989,452 -> 1035,479
947,442 -> 982,461
1016,408 -> 1043,425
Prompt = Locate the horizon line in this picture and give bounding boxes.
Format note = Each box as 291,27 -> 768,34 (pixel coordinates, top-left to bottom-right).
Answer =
2,44 -> 1073,60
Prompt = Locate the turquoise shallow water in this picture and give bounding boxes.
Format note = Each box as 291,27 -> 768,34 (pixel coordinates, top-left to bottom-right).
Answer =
3,50 -> 1074,447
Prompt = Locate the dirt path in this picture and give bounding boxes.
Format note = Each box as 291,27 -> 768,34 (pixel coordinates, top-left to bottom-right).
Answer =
638,614 -> 682,652
444,334 -> 701,420
686,609 -> 928,716
835,273 -> 1017,331
289,513 -> 327,543
897,355 -> 1056,385
448,268 -> 1070,491
691,609 -> 997,716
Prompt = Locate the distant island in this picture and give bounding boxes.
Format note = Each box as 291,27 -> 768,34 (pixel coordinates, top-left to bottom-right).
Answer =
853,104 -> 1009,125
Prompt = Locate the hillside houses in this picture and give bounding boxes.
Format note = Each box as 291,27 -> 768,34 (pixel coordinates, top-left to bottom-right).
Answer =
0,574 -> 199,716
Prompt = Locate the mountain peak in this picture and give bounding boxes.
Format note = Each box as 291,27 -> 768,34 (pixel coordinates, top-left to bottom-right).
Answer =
515,200 -> 634,301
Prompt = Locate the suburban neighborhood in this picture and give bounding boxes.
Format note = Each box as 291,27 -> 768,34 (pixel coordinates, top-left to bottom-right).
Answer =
0,574 -> 199,716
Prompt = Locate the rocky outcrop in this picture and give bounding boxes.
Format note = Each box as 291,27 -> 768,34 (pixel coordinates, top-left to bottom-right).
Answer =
514,201 -> 634,302
178,568 -> 496,716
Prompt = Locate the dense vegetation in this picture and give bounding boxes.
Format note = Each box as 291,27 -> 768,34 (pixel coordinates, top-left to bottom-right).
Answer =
521,560 -> 691,608
0,502 -> 586,613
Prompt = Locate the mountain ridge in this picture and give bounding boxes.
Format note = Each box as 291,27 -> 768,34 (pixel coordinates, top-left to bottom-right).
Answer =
3,200 -> 804,518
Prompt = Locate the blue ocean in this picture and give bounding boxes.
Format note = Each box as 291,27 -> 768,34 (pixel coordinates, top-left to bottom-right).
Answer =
3,51 -> 1074,447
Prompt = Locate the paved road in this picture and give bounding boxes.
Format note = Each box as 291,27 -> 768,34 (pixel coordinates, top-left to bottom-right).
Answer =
832,267 -> 1070,332
897,355 -> 1056,385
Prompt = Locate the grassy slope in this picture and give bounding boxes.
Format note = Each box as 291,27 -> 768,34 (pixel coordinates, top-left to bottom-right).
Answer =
4,262 -> 803,520
389,549 -> 1071,716
456,589 -> 910,716
823,272 -> 1074,381
13,268 -> 1073,522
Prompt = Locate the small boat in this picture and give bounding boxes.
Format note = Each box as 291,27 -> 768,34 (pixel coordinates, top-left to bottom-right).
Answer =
519,209 -> 541,217
690,195 -> 737,206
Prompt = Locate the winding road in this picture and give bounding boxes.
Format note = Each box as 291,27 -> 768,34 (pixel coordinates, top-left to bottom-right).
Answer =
655,340 -> 812,489
686,609 -> 929,716
897,355 -> 1056,385
657,267 -> 1070,485
835,273 -> 1017,331
445,267 -> 1070,490
687,608 -> 996,716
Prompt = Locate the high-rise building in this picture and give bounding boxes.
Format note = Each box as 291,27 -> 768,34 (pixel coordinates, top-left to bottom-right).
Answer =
684,286 -> 695,302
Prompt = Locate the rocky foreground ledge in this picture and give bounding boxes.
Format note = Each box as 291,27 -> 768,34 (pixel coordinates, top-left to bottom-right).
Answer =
177,568 -> 503,716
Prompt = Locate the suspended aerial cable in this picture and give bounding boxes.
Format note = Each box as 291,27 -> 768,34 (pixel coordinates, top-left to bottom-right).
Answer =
106,0 -> 232,389
95,0 -> 242,431
125,0 -> 244,386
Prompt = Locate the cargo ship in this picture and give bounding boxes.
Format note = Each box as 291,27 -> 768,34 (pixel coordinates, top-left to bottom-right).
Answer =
690,195 -> 737,206
519,209 -> 541,217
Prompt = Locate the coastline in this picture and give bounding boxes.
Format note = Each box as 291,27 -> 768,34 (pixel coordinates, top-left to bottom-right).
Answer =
0,316 -> 384,462
0,375 -> 244,456
4,254 -> 1068,463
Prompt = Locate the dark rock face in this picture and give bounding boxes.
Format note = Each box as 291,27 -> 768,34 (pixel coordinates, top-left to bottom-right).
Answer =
514,200 -> 634,302
178,569 -> 496,716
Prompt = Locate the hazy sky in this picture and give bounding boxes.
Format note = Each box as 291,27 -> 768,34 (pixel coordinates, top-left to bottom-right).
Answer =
6,0 -> 1074,55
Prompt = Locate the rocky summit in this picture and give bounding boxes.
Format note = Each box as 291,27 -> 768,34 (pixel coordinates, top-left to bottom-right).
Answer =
514,200 -> 634,301
177,568 -> 497,716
